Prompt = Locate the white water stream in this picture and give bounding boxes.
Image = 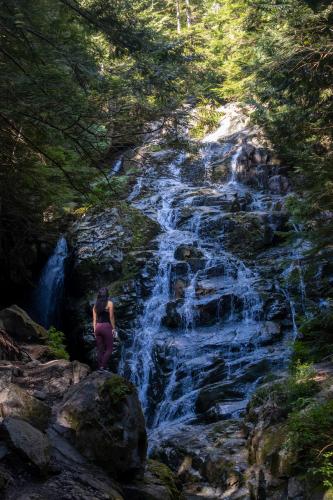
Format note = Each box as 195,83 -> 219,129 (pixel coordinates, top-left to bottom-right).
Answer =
120,105 -> 299,446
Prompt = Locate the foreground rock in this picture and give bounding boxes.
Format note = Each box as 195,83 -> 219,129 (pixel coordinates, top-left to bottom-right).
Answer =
1,417 -> 50,474
0,382 -> 51,430
56,371 -> 147,478
151,420 -> 249,499
11,469 -> 124,500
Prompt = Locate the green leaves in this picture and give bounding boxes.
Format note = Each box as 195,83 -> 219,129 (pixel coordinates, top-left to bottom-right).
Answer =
0,0 -> 191,298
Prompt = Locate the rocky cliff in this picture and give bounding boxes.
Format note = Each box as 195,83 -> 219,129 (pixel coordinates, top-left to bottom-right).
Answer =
62,103 -> 333,498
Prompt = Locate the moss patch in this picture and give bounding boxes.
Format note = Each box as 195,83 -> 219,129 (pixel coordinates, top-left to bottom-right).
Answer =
107,203 -> 160,294
286,400 -> 333,475
99,375 -> 133,406
120,203 -> 160,250
248,363 -> 333,490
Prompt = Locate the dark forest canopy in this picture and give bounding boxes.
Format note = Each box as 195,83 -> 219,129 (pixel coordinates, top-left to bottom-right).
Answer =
0,0 -> 191,294
0,0 -> 332,298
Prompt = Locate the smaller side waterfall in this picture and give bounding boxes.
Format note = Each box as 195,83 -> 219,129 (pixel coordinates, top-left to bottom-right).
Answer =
108,156 -> 123,177
31,237 -> 68,328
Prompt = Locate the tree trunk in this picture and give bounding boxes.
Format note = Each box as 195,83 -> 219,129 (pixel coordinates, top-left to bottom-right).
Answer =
185,0 -> 191,27
176,0 -> 181,33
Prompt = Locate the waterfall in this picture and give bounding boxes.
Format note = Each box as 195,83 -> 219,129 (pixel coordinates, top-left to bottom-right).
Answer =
121,104 -> 296,448
108,156 -> 123,177
229,146 -> 242,185
31,237 -> 68,328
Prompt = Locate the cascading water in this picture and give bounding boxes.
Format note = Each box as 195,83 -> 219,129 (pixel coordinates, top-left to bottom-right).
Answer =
121,104 -> 297,449
30,236 -> 68,328
108,156 -> 123,177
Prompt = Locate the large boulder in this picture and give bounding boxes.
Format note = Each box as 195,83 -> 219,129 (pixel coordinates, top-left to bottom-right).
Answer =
196,380 -> 245,415
174,244 -> 206,272
0,305 -> 47,344
1,417 -> 50,473
194,293 -> 244,326
56,372 -> 147,478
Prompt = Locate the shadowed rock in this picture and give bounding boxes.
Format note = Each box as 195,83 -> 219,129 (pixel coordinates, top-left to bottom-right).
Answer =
0,328 -> 30,362
0,305 -> 47,344
1,417 -> 50,474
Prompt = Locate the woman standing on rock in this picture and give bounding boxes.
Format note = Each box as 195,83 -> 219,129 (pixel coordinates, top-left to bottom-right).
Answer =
93,287 -> 116,371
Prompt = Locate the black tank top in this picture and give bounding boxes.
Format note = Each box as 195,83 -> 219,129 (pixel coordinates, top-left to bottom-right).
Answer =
96,304 -> 111,324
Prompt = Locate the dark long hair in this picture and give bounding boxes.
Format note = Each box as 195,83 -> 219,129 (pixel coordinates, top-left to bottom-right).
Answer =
94,287 -> 109,315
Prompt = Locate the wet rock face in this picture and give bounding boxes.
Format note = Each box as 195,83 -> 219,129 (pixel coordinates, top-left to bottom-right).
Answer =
56,372 -> 147,479
69,207 -> 130,295
67,204 -> 160,368
63,104 -> 308,498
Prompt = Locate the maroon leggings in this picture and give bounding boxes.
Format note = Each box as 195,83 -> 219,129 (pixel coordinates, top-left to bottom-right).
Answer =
95,322 -> 114,369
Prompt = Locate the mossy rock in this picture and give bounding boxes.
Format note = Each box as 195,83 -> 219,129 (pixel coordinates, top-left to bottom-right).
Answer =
146,459 -> 182,500
122,460 -> 182,500
57,372 -> 147,478
257,424 -> 294,475
97,203 -> 160,295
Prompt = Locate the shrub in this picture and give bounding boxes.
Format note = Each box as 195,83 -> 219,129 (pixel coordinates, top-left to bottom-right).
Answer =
249,362 -> 319,415
313,452 -> 333,489
286,401 -> 333,485
293,309 -> 333,364
47,327 -> 69,360
190,103 -> 222,140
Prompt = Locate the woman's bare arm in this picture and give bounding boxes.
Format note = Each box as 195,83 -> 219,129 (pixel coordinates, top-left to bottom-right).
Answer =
92,307 -> 96,334
108,301 -> 116,330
